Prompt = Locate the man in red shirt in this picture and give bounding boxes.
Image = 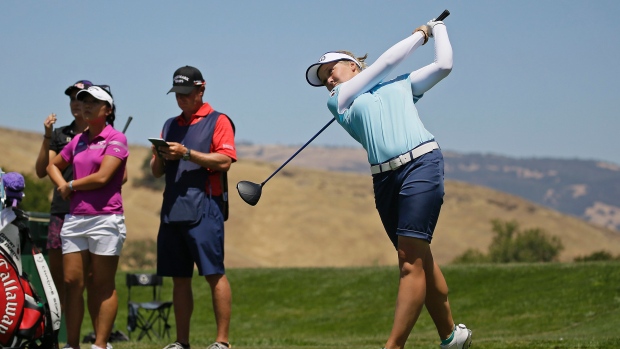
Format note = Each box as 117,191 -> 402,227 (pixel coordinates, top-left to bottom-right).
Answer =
151,66 -> 236,349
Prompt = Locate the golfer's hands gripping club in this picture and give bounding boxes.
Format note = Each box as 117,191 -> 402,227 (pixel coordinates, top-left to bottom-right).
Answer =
426,18 -> 445,37
414,8 -> 449,42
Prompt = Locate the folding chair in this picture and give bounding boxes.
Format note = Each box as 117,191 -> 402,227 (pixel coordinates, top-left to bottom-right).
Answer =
126,273 -> 173,341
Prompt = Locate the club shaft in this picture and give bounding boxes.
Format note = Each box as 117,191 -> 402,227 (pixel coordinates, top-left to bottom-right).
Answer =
261,118 -> 336,185
122,116 -> 133,133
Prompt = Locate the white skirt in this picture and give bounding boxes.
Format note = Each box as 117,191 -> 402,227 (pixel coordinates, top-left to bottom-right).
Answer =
60,214 -> 126,256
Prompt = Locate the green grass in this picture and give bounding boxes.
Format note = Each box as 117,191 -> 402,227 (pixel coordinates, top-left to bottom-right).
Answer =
76,262 -> 620,349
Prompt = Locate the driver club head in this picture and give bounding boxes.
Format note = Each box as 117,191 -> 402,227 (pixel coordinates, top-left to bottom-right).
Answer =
236,180 -> 263,206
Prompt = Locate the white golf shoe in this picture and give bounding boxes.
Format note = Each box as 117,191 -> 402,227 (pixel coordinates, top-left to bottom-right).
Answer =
440,323 -> 472,349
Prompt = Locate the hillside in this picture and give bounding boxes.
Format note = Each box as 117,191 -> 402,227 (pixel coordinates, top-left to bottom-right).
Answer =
2,127 -> 620,267
237,144 -> 620,231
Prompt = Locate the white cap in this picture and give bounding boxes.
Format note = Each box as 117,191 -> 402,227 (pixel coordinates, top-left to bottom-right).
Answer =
76,86 -> 114,108
305,52 -> 362,87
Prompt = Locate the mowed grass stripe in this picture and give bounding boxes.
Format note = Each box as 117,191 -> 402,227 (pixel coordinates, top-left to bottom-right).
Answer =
85,262 -> 619,349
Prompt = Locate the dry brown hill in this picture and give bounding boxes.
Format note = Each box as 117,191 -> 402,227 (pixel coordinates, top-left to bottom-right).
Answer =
2,127 -> 620,267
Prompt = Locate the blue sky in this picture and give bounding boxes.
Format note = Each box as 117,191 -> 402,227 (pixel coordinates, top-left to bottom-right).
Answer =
1,1 -> 619,165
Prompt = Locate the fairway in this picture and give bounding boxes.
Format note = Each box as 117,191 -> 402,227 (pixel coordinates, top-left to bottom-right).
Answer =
79,262 -> 619,349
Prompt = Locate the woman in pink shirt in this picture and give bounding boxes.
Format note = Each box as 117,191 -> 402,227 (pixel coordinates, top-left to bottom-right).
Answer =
47,85 -> 129,349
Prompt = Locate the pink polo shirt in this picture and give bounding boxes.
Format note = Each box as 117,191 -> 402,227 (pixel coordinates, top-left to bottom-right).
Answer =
60,125 -> 129,215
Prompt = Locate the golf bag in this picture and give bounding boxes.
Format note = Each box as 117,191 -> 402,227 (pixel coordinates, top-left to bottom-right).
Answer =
0,171 -> 60,349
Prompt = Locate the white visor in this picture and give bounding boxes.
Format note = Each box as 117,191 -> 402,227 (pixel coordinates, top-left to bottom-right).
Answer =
76,86 -> 114,108
305,52 -> 362,87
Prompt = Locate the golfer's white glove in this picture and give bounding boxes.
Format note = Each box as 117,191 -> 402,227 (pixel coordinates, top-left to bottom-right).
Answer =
426,19 -> 444,37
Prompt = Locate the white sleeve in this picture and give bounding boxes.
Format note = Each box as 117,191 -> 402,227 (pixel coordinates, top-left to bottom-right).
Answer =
336,31 -> 426,113
409,24 -> 453,97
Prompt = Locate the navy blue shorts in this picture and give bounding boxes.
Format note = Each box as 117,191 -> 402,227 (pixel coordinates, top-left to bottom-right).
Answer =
157,196 -> 225,277
372,149 -> 445,249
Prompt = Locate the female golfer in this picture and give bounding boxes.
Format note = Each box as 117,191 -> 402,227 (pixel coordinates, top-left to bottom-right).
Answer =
47,85 -> 128,349
305,19 -> 471,349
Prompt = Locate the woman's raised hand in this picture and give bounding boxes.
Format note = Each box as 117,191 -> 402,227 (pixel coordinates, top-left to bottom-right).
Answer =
43,113 -> 57,134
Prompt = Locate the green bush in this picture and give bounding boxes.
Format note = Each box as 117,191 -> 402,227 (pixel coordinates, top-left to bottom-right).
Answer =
453,219 -> 564,264
512,228 -> 563,262
452,248 -> 488,264
574,250 -> 620,262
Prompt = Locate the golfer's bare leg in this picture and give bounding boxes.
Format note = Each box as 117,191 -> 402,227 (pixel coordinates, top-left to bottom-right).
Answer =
425,260 -> 456,340
205,274 -> 232,344
86,268 -> 97,333
384,236 -> 429,349
90,254 -> 120,349
63,250 -> 89,349
172,277 -> 194,344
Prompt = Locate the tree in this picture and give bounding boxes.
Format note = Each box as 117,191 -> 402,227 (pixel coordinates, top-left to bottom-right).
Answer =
488,219 -> 520,263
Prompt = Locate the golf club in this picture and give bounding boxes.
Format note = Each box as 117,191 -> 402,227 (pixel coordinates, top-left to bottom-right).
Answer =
237,118 -> 336,206
436,9 -> 450,21
237,9 -> 450,206
122,116 -> 133,134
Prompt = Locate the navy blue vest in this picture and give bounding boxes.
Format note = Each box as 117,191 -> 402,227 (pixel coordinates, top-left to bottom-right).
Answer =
160,111 -> 224,224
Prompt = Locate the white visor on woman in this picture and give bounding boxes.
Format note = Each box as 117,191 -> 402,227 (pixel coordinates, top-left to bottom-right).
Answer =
306,52 -> 362,87
76,86 -> 114,108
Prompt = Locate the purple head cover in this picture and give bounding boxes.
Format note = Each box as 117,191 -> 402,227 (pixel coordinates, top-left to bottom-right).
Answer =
3,172 -> 25,207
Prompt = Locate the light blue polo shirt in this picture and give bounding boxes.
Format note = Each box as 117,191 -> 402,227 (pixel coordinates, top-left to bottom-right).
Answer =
327,74 -> 434,165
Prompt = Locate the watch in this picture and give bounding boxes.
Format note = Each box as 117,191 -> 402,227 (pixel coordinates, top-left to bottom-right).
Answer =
182,148 -> 191,161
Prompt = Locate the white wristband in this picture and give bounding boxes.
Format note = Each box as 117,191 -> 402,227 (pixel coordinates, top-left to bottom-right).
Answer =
68,180 -> 74,191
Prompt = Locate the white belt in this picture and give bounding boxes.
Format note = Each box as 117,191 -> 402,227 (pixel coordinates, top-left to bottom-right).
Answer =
370,141 -> 439,175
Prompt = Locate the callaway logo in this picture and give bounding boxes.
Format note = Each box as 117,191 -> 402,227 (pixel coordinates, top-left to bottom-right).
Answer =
174,75 -> 190,84
319,55 -> 326,62
0,257 -> 22,338
75,82 -> 85,89
113,148 -> 120,153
